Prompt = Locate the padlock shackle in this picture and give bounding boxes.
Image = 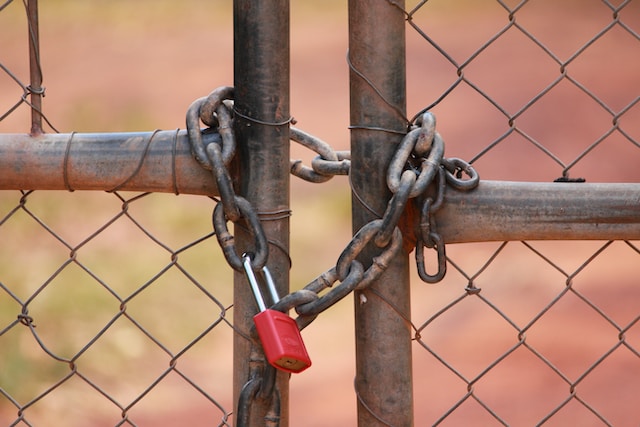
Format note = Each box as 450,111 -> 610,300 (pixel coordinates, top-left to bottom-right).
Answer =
242,253 -> 281,312
261,264 -> 281,305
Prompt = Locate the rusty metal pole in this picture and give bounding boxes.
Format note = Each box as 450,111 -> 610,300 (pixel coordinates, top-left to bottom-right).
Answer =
349,1 -> 414,426
0,131 -> 220,194
233,1 -> 291,426
26,0 -> 43,135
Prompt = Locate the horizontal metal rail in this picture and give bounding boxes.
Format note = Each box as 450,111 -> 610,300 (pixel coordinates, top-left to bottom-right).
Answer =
0,133 -> 638,241
0,131 -> 219,195
438,181 -> 640,242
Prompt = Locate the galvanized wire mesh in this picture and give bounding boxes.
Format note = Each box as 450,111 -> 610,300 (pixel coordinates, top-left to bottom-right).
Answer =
0,2 -> 236,425
0,0 -> 57,134
402,0 -> 640,183
1,0 -> 35,129
0,191 -> 235,426
399,1 -> 640,425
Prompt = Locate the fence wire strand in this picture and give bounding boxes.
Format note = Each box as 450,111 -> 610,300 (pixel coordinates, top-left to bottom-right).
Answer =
0,0 -> 57,133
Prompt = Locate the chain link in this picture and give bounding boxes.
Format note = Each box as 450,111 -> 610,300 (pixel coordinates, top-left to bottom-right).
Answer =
290,127 -> 350,182
387,116 -> 445,198
415,170 -> 448,283
272,264 -> 364,330
442,157 -> 480,191
212,196 -> 269,271
236,344 -> 280,427
375,170 -> 416,247
186,86 -> 236,170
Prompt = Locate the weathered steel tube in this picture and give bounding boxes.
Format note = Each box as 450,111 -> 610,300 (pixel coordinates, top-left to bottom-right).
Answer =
1,136 -> 638,244
349,0 -> 414,426
233,1 -> 291,426
437,181 -> 640,242
0,131 -> 219,195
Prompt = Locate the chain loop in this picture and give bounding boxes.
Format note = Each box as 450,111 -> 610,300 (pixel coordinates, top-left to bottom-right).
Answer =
336,219 -> 403,290
290,127 -> 350,182
387,125 -> 445,198
236,377 -> 261,427
269,289 -> 319,330
236,344 -> 280,427
375,170 -> 415,247
200,86 -> 235,127
295,262 -> 364,317
206,142 -> 240,222
310,150 -> 351,177
417,168 -> 446,243
270,262 -> 365,330
416,231 -> 447,283
212,196 -> 269,271
185,86 -> 235,170
414,111 -> 437,157
442,157 -> 479,191
214,100 -> 237,163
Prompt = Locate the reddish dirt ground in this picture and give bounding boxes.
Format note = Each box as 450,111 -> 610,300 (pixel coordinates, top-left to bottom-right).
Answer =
1,1 -> 639,426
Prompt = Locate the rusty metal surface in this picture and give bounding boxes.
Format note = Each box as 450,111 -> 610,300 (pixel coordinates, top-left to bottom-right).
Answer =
437,180 -> 640,243
348,0 -> 414,426
1,134 -> 637,245
232,0 -> 291,426
0,131 -> 219,194
26,0 -> 43,135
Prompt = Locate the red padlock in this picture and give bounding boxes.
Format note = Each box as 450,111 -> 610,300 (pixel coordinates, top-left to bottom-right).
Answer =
242,254 -> 312,373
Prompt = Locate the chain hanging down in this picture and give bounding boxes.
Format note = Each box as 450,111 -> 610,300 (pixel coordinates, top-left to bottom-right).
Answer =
386,112 -> 479,283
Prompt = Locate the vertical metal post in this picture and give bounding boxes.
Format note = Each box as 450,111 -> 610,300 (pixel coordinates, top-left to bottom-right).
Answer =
233,1 -> 290,426
26,0 -> 43,135
349,1 -> 414,426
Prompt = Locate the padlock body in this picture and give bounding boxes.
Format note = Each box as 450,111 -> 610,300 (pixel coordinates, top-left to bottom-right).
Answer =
254,309 -> 311,373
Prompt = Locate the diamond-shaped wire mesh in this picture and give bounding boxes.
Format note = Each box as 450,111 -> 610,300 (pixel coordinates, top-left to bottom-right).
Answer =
411,240 -> 640,425
403,1 -> 640,424
0,191 -> 235,426
1,2 -> 238,422
0,0 -> 32,128
404,0 -> 640,182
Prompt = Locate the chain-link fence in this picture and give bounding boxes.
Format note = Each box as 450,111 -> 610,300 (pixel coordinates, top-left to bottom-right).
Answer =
0,191 -> 236,426
399,1 -> 640,425
1,0 -> 639,426
1,1 -> 237,426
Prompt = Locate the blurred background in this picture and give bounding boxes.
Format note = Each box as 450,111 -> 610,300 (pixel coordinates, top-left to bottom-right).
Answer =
1,0 -> 639,425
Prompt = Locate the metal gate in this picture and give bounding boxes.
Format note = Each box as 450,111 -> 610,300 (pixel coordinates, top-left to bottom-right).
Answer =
1,1 -> 639,426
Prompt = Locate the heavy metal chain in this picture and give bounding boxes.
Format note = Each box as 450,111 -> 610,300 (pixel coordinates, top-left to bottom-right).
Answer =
187,87 -> 282,426
385,112 -> 479,283
186,87 -> 479,426
186,86 -> 270,272
185,87 -> 353,274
